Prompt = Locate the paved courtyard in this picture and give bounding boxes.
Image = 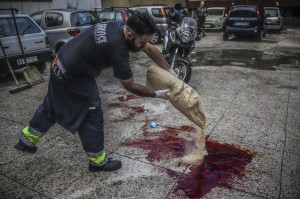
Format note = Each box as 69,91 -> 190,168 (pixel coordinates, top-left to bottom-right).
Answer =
0,29 -> 299,198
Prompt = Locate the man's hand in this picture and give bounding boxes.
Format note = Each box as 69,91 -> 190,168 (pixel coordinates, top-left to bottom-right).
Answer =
168,68 -> 177,77
155,89 -> 170,99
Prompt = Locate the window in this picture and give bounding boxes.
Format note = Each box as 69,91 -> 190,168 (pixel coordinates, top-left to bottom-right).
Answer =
0,17 -> 41,37
231,7 -> 256,18
30,12 -> 43,26
208,9 -> 224,16
115,12 -> 123,21
73,11 -> 99,26
98,11 -> 115,22
135,8 -> 148,15
265,9 -> 279,17
151,8 -> 163,18
45,12 -> 63,27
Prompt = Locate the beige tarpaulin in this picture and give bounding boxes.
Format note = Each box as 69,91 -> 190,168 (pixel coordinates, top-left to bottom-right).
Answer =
146,63 -> 207,163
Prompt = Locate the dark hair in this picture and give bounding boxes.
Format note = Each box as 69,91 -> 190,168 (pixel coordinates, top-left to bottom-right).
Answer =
126,12 -> 156,36
175,3 -> 182,10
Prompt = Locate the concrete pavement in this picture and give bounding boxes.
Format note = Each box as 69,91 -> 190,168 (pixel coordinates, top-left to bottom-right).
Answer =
0,29 -> 299,199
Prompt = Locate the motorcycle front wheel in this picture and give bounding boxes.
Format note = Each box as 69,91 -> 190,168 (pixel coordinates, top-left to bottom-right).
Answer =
173,60 -> 192,83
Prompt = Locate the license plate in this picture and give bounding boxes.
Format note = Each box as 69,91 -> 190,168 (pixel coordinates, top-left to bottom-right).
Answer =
235,22 -> 249,26
205,24 -> 211,28
17,56 -> 38,65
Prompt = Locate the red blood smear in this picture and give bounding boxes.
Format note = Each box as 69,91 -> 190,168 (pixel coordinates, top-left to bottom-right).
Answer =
121,125 -> 197,162
121,124 -> 255,198
117,95 -> 141,102
108,102 -> 145,120
168,140 -> 255,198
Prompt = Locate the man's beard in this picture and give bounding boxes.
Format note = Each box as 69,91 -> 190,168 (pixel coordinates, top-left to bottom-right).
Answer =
126,37 -> 144,53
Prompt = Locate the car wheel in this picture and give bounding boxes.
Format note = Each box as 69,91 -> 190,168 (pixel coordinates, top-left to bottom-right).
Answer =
149,30 -> 161,44
223,33 -> 229,41
257,31 -> 263,41
36,63 -> 46,73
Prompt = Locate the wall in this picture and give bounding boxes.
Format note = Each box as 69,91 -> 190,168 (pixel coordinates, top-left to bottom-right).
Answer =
0,0 -> 102,15
101,0 -> 185,9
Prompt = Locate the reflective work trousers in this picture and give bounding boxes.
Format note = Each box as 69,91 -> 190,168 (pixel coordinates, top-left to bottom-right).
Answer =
29,92 -> 104,155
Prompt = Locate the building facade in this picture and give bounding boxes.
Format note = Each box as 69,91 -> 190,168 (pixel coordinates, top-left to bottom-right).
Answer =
0,0 -> 102,14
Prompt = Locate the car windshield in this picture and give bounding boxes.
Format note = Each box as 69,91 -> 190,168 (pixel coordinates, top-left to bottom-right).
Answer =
97,11 -> 115,22
72,11 -> 99,26
231,7 -> 256,17
265,9 -> 279,17
0,17 -> 41,37
208,9 -> 224,16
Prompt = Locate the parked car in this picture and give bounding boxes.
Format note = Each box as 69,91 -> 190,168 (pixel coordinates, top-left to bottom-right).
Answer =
129,4 -> 171,44
168,7 -> 189,20
264,7 -> 283,32
95,7 -> 135,22
30,9 -> 100,56
223,5 -> 267,41
204,7 -> 227,31
0,10 -> 52,74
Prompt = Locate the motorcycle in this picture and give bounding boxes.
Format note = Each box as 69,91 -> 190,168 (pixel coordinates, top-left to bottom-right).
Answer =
163,17 -> 198,83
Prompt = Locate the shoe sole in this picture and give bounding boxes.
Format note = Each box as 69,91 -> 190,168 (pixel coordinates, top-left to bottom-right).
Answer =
14,142 -> 37,153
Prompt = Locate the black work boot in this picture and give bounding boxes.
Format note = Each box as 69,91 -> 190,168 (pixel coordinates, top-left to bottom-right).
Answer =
14,140 -> 37,153
89,158 -> 122,172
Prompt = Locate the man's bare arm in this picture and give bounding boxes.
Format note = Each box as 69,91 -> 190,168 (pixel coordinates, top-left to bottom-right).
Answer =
142,42 -> 170,70
120,77 -> 156,97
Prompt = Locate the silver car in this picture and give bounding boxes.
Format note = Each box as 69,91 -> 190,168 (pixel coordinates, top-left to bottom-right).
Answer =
0,12 -> 52,74
30,9 -> 100,55
205,7 -> 227,31
129,5 -> 171,44
264,7 -> 284,32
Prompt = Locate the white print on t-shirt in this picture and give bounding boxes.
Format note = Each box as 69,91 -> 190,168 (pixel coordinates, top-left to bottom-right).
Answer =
94,23 -> 107,44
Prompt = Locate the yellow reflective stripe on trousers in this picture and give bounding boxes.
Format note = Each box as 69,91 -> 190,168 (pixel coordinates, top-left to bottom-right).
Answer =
89,151 -> 106,165
22,126 -> 41,144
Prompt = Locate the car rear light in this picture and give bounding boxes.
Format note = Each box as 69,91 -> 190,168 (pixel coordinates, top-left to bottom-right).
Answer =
45,36 -> 50,48
67,28 -> 80,37
256,7 -> 260,17
228,7 -> 232,17
161,8 -> 167,18
123,12 -> 129,21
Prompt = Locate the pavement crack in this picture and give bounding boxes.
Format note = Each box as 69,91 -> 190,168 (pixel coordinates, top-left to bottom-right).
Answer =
208,77 -> 249,137
278,71 -> 291,198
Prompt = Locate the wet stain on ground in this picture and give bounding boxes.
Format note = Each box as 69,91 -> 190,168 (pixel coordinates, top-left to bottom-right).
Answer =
191,49 -> 300,70
120,122 -> 255,198
277,85 -> 298,90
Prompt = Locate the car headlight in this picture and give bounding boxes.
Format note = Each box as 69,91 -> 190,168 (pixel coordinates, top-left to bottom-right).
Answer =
181,31 -> 192,43
215,18 -> 222,23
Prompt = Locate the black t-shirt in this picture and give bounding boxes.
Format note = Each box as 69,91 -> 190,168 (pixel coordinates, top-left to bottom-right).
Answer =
58,21 -> 133,80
